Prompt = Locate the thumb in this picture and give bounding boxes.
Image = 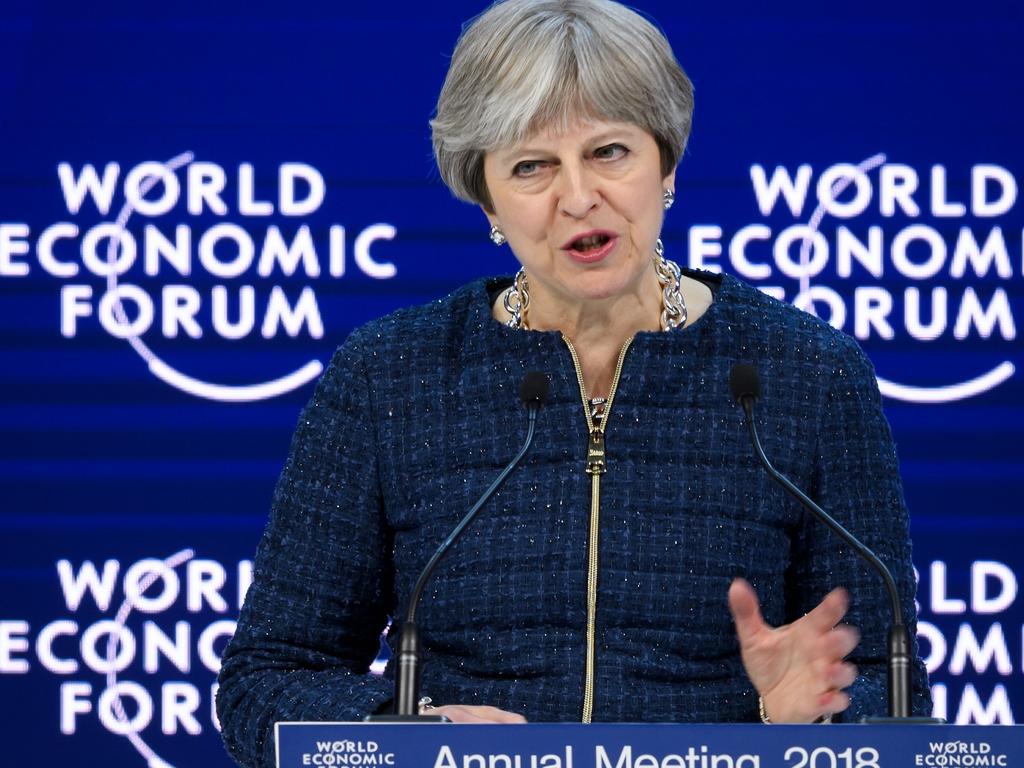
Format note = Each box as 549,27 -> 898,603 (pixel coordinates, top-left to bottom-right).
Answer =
728,578 -> 768,645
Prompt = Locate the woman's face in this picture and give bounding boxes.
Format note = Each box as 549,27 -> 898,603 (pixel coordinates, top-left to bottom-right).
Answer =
483,119 -> 674,310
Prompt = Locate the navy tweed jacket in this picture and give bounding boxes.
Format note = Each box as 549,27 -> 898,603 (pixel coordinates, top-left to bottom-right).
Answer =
217,272 -> 930,768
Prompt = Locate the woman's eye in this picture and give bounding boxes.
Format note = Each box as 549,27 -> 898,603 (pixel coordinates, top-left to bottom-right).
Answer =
594,143 -> 628,160
512,160 -> 543,178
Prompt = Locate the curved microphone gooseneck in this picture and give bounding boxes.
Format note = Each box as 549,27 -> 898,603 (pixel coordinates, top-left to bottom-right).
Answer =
370,371 -> 550,721
729,363 -> 937,723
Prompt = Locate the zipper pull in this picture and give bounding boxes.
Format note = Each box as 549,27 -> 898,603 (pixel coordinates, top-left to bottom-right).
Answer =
586,428 -> 607,475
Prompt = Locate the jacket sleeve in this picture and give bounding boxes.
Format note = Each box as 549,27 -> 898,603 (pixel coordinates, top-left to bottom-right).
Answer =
216,336 -> 395,768
785,334 -> 931,721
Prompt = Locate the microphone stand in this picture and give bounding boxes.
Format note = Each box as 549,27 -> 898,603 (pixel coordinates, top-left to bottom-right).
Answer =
732,365 -> 941,723
366,372 -> 548,722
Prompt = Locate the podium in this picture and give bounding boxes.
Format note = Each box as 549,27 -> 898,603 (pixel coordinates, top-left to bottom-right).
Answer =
275,722 -> 1021,768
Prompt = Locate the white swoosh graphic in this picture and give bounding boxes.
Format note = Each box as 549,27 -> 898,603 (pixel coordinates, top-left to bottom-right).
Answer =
877,362 -> 1015,403
148,358 -> 323,402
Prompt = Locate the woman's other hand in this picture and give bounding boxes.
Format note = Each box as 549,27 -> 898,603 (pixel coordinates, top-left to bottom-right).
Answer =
728,578 -> 860,723
427,704 -> 527,723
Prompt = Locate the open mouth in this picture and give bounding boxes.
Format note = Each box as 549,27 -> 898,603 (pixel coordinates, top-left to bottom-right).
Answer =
568,233 -> 612,252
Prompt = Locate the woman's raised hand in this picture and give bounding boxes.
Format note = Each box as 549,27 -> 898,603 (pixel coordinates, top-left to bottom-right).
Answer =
728,578 -> 860,723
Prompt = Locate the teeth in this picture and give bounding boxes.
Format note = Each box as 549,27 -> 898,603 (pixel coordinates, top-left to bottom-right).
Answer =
574,234 -> 607,250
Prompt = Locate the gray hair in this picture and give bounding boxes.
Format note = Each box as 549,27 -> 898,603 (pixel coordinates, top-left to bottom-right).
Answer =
431,0 -> 694,211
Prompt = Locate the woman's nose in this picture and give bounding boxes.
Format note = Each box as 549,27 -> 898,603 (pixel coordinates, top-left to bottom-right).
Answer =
557,164 -> 600,219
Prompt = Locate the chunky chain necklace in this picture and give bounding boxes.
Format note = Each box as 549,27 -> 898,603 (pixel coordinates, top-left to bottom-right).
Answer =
503,238 -> 687,332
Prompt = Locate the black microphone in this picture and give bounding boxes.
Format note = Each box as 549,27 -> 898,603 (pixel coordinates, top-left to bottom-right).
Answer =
729,363 -> 939,723
366,371 -> 550,721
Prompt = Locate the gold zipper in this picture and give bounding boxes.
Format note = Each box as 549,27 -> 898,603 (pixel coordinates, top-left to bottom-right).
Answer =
562,333 -> 633,724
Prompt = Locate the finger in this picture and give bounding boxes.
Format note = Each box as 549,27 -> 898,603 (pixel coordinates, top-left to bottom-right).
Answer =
436,709 -> 474,723
819,689 -> 851,714
823,625 -> 860,659
804,587 -> 850,632
728,578 -> 768,645
495,711 -> 527,723
810,631 -> 858,681
827,661 -> 858,691
476,706 -> 528,723
434,706 -> 495,724
436,705 -> 527,723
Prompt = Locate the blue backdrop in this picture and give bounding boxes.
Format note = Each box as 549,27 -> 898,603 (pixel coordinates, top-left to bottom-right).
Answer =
1,1 -> 1021,766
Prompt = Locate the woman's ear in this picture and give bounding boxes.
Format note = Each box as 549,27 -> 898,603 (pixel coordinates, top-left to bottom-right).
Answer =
662,168 -> 677,196
481,205 -> 502,235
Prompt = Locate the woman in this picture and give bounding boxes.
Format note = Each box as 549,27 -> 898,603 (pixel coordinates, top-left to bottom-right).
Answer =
217,1 -> 930,765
